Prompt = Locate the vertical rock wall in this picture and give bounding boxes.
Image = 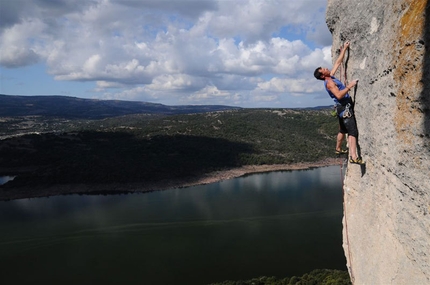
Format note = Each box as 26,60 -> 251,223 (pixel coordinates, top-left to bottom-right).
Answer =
326,0 -> 430,284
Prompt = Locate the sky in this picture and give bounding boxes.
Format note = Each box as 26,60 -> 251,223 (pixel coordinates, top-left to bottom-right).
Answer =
0,0 -> 334,108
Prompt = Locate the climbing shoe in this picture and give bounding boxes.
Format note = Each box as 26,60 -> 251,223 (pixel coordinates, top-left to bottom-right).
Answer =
349,156 -> 365,165
335,149 -> 348,155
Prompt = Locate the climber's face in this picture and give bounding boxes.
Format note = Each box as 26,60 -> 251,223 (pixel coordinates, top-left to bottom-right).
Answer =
319,67 -> 330,78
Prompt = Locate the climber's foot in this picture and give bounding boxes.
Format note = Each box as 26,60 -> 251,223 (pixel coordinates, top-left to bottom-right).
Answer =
349,156 -> 365,165
335,149 -> 348,155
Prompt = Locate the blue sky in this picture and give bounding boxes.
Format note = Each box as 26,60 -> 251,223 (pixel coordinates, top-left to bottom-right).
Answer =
0,0 -> 333,108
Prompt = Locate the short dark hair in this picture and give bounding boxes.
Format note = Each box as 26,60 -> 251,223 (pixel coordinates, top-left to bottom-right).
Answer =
314,67 -> 323,80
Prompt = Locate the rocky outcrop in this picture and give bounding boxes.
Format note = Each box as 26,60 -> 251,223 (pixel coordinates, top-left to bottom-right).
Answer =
326,0 -> 430,284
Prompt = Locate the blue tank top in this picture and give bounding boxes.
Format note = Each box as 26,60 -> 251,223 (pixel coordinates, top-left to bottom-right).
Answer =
324,76 -> 351,105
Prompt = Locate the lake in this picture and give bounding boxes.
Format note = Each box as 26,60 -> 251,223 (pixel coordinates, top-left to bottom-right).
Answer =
0,165 -> 346,285
0,175 -> 15,185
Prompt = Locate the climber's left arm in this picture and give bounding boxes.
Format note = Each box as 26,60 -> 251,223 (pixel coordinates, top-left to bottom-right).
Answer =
331,41 -> 350,76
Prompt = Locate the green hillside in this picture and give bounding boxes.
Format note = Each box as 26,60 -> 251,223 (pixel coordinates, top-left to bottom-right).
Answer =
87,108 -> 338,164
0,108 -> 340,189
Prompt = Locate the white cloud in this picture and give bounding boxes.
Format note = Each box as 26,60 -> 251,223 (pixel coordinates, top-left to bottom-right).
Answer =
148,74 -> 205,91
0,18 -> 46,67
96,80 -> 124,89
190,85 -> 231,100
301,47 -> 332,70
257,77 -> 320,95
207,0 -> 329,44
0,0 -> 333,108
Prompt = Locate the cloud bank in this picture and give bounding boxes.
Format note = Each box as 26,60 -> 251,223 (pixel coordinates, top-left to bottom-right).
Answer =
0,0 -> 333,107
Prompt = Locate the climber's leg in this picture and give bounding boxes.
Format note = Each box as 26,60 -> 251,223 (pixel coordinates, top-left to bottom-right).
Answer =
343,116 -> 364,164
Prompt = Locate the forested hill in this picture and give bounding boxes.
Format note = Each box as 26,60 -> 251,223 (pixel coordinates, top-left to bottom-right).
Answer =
0,108 -> 340,196
0,94 -> 239,119
83,108 -> 338,164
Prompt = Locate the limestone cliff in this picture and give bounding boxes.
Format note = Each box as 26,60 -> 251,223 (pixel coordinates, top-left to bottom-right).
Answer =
326,0 -> 430,284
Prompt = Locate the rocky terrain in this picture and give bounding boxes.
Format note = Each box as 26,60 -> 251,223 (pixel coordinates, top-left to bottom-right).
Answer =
327,0 -> 430,284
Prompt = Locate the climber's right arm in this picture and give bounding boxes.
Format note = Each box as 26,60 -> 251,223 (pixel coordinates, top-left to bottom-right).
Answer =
327,79 -> 358,100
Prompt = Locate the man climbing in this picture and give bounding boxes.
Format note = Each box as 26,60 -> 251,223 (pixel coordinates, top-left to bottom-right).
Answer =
314,41 -> 364,165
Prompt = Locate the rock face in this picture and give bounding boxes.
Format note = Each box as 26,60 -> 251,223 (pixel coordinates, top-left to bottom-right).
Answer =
326,0 -> 430,284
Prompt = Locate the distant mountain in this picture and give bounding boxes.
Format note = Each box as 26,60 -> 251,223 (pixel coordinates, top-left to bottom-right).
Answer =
0,94 -> 240,119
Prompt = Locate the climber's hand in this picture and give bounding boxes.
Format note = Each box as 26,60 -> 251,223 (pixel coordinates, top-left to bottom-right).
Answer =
348,79 -> 358,89
343,41 -> 350,49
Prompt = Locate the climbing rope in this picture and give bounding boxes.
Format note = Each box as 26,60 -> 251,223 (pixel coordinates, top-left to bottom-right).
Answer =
343,44 -> 349,86
339,44 -> 357,283
340,158 -> 355,283
337,43 -> 356,282
339,44 -> 349,87
339,47 -> 344,84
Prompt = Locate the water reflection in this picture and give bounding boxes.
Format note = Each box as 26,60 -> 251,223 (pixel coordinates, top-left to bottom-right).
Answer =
0,176 -> 15,185
0,165 -> 346,285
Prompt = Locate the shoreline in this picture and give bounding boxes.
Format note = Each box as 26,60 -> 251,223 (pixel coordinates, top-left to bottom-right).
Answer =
0,157 -> 345,201
175,157 -> 345,187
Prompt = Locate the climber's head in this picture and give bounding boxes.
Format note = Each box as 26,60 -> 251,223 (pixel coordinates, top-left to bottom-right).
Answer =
314,67 -> 330,80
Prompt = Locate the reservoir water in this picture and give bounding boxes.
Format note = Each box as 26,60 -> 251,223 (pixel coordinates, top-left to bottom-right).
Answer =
0,175 -> 15,185
0,165 -> 346,285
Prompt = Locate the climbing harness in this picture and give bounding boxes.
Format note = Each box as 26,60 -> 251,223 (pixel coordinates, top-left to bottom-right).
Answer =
336,103 -> 352,119
343,103 -> 352,118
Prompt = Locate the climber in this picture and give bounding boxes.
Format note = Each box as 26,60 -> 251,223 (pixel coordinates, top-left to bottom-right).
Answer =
314,41 -> 364,165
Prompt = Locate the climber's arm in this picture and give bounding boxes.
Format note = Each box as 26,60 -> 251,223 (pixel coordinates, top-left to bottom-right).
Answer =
326,79 -> 358,100
330,41 -> 350,76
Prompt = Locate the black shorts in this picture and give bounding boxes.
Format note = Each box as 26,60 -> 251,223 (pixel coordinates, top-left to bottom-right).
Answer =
338,116 -> 348,134
336,101 -> 358,137
338,116 -> 358,137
